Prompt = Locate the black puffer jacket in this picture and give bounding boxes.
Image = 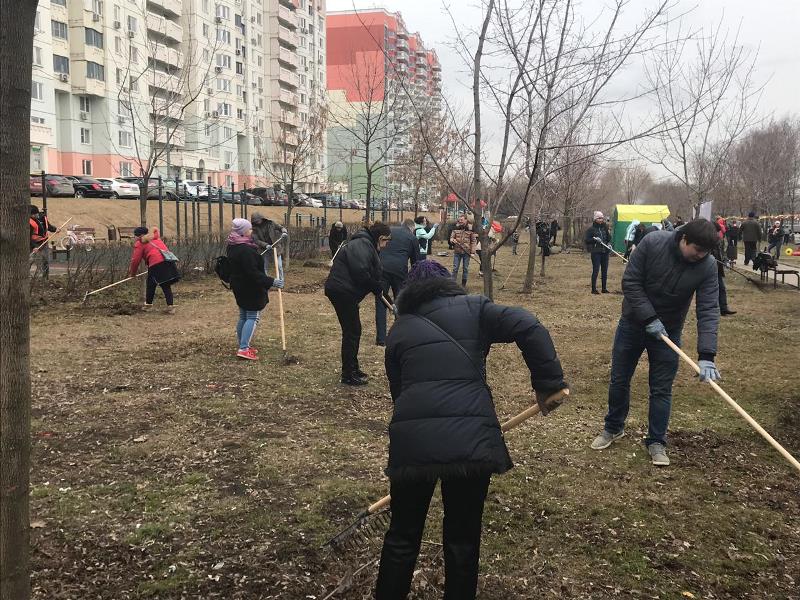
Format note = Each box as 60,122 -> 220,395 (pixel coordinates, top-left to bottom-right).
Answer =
622,230 -> 719,359
584,222 -> 610,253
227,242 -> 275,311
324,228 -> 383,301
384,277 -> 567,483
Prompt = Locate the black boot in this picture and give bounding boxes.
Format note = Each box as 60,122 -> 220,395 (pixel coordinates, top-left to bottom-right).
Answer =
342,373 -> 368,386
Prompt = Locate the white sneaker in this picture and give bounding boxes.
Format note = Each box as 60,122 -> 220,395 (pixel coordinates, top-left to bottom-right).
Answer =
648,443 -> 670,466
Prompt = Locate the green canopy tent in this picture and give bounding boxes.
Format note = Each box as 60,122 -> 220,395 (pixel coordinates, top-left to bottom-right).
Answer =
610,204 -> 671,252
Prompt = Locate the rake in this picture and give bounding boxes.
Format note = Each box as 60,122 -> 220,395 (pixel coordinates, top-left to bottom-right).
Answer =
30,216 -> 73,256
82,271 -> 147,303
323,388 -> 570,554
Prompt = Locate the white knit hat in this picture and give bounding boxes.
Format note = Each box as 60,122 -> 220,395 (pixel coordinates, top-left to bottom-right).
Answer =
594,211 -> 604,220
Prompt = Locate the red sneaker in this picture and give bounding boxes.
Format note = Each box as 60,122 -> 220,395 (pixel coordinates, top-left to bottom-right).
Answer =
236,348 -> 259,361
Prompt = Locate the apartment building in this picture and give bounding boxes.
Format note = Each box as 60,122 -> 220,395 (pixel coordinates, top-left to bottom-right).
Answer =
28,0 -> 325,191
326,9 -> 441,200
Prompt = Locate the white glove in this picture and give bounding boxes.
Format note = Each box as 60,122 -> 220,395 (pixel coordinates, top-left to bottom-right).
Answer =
645,319 -> 667,340
698,360 -> 721,382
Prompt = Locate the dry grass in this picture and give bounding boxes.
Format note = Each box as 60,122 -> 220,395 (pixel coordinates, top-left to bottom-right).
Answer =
29,245 -> 799,599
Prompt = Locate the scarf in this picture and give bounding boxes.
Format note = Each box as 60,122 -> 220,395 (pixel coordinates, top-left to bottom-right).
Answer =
226,232 -> 257,248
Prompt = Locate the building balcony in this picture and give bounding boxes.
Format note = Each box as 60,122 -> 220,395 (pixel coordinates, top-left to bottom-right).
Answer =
155,127 -> 185,147
278,88 -> 298,106
275,26 -> 298,48
149,69 -> 180,91
432,62 -> 441,72
146,12 -> 182,44
396,53 -> 408,64
396,29 -> 408,40
278,46 -> 297,68
396,38 -> 408,50
151,44 -> 183,68
277,4 -> 297,29
278,110 -> 299,127
30,123 -> 54,146
147,0 -> 181,18
150,99 -> 184,121
277,68 -> 299,88
72,75 -> 105,97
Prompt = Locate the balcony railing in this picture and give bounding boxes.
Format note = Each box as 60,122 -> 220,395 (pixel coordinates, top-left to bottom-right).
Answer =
277,4 -> 297,29
278,46 -> 297,68
148,0 -> 181,18
277,68 -> 299,88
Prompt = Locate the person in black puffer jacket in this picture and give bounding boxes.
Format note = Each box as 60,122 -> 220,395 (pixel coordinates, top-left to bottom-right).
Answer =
226,218 -> 284,361
325,222 -> 392,385
584,211 -> 611,294
375,261 -> 567,600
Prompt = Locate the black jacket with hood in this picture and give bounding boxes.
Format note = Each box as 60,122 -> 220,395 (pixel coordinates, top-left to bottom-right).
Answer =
226,242 -> 275,311
384,277 -> 567,483
379,225 -> 419,278
584,222 -> 611,253
324,228 -> 383,301
621,229 -> 719,359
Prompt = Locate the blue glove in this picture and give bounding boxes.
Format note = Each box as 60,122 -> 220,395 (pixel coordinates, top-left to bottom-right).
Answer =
272,279 -> 284,289
698,360 -> 721,382
645,319 -> 667,340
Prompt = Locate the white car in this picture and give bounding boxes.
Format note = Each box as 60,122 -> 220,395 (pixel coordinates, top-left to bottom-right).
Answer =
309,197 -> 324,208
98,178 -> 140,199
181,180 -> 209,198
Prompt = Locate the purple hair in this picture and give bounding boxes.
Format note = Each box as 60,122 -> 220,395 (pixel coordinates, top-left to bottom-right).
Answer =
406,260 -> 451,282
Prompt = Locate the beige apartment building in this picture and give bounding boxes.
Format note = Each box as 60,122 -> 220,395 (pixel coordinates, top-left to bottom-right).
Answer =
29,0 -> 325,191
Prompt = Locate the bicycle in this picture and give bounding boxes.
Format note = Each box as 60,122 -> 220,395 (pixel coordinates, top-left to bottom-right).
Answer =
59,225 -> 95,251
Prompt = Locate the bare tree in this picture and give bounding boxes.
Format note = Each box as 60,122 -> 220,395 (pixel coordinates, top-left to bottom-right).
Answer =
327,52 -> 411,219
620,164 -> 653,204
110,6 -> 224,226
640,19 -> 760,213
1,3 -> 38,598
258,98 -> 327,231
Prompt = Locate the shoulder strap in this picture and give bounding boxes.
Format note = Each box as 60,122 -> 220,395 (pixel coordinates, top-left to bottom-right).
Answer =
411,313 -> 489,388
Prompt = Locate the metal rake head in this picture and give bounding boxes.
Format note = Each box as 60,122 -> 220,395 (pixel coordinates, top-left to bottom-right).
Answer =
323,508 -> 391,555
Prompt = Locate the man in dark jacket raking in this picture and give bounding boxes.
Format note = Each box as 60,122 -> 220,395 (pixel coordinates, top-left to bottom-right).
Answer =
250,212 -> 287,275
325,222 -> 392,385
377,260 -> 567,599
740,211 -> 762,265
590,219 -> 722,467
375,219 -> 418,346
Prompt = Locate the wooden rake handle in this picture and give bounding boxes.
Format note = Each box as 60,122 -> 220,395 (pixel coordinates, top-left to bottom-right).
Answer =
367,388 -> 570,514
273,247 -> 286,352
660,334 -> 800,475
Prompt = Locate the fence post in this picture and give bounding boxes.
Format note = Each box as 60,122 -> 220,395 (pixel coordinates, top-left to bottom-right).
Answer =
230,183 -> 235,220
41,170 -> 47,212
175,181 -> 181,240
218,187 -> 224,233
191,192 -> 197,237
158,175 -> 164,234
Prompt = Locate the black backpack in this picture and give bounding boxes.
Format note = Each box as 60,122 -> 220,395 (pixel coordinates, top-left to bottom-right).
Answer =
214,255 -> 232,288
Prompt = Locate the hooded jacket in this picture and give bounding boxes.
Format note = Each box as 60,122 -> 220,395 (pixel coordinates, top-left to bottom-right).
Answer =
584,221 -> 611,253
625,220 -> 641,242
329,224 -> 348,255
414,223 -> 437,257
226,241 -> 275,311
384,277 -> 567,483
324,228 -> 383,301
128,228 -> 169,275
621,230 -> 719,359
379,225 -> 419,278
250,213 -> 286,251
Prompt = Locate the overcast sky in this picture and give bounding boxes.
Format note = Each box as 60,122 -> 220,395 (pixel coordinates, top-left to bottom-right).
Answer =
328,0 -> 799,169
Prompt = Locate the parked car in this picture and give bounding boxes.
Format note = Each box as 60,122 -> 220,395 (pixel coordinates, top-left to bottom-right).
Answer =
118,177 -> 180,200
97,177 -> 140,199
248,187 -> 277,205
180,180 -> 209,198
29,175 -> 43,196
72,176 -> 113,198
275,190 -> 289,206
38,174 -> 75,197
309,197 -> 324,209
221,190 -> 260,205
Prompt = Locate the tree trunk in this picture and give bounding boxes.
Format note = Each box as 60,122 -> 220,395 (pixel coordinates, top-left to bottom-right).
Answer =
284,180 -> 294,268
539,252 -> 546,277
139,189 -> 148,227
1,3 -> 38,599
521,225 -> 537,294
479,231 -> 494,300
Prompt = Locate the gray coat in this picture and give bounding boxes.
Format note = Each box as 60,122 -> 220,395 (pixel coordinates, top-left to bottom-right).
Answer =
621,230 -> 719,359
380,225 -> 419,278
739,218 -> 762,243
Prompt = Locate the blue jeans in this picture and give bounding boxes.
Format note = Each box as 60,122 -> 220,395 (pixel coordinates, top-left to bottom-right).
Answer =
375,271 -> 405,344
452,253 -> 470,283
604,318 -> 682,446
236,308 -> 261,350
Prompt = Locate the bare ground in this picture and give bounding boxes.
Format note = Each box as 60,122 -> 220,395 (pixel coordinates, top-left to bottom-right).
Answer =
29,247 -> 800,599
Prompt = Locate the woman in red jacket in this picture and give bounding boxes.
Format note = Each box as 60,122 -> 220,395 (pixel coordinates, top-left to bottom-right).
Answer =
128,226 -> 180,312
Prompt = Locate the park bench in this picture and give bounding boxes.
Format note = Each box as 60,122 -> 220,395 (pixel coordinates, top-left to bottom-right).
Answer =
772,267 -> 799,290
51,226 -> 96,260
116,226 -> 138,241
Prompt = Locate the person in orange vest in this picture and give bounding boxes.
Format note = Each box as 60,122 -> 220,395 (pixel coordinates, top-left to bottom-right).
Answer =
30,205 -> 57,279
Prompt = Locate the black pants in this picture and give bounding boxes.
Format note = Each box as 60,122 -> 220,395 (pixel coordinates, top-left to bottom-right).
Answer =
146,272 -> 175,305
375,271 -> 404,344
591,252 -> 609,291
375,475 -> 491,600
743,241 -> 757,265
327,292 -> 362,377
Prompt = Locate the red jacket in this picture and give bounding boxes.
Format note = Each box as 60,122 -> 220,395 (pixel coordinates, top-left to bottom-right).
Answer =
128,228 -> 168,275
716,218 -> 727,240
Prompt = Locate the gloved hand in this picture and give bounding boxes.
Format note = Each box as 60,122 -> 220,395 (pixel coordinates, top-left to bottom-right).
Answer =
535,388 -> 567,416
391,304 -> 399,317
263,243 -> 273,252
698,360 -> 721,382
645,319 -> 667,340
272,278 -> 284,289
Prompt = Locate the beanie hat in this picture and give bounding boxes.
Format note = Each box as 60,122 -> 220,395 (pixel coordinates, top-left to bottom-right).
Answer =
133,226 -> 148,236
406,260 -> 451,283
748,211 -> 756,218
231,218 -> 251,235
593,211 -> 604,220
30,205 -> 40,214
250,211 -> 264,223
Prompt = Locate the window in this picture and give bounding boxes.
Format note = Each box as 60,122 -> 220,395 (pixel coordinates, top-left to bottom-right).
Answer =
80,96 -> 91,112
224,126 -> 233,138
257,55 -> 262,67
31,81 -> 44,100
118,98 -> 131,113
203,0 -> 209,12
129,75 -> 137,92
216,29 -> 231,44
114,4 -> 120,20
53,55 -> 69,74
35,11 -> 41,32
119,131 -> 132,147
215,4 -> 230,19
115,36 -> 122,53
80,128 -> 91,144
92,0 -> 103,15
126,15 -> 137,32
216,102 -> 231,116
224,150 -> 233,163
203,98 -> 210,112
236,84 -> 242,96
203,48 -> 210,62
237,108 -> 244,120
257,34 -> 262,46
85,28 -> 103,48
130,46 -> 138,63
33,46 -> 42,66
216,54 -> 232,68
31,116 -> 46,124
51,20 -> 68,39
119,161 -> 133,176
257,12 -> 261,24
236,62 -> 243,75
203,23 -> 209,38
82,160 -> 93,175
116,68 -> 122,85
216,78 -> 231,92
86,61 -> 105,81
51,0 -> 67,5
300,93 -> 306,105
